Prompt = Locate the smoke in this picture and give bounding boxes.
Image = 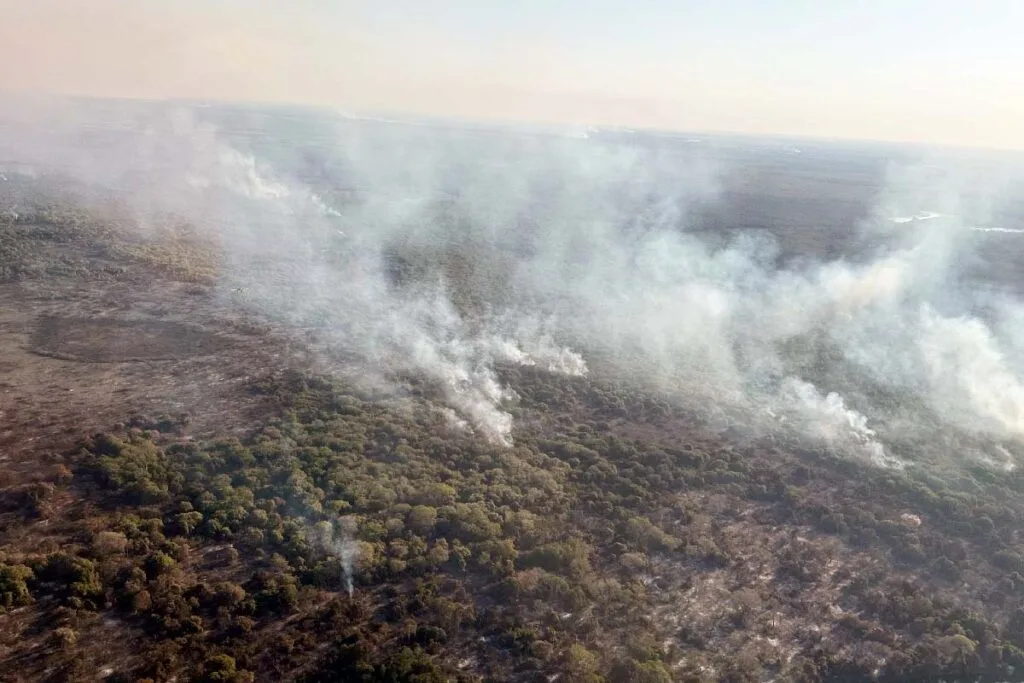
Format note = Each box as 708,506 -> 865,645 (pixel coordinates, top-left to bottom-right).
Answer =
777,378 -> 902,469
312,518 -> 360,597
5,96 -> 1024,469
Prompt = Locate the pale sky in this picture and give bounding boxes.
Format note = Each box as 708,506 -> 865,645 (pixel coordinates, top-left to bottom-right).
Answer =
2,0 -> 1024,149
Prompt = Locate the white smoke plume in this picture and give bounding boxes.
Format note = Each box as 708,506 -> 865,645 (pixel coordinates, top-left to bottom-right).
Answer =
312,518 -> 360,597
5,95 -> 1024,469
777,378 -> 903,469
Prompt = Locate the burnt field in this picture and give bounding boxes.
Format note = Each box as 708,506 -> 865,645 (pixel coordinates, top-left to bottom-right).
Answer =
4,108 -> 1024,682
30,317 -> 235,364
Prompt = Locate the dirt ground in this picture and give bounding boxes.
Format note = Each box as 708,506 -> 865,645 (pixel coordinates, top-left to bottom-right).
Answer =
0,237 -> 306,483
0,215 -> 310,676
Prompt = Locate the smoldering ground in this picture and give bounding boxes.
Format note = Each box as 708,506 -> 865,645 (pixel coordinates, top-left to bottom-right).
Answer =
4,97 -> 1024,471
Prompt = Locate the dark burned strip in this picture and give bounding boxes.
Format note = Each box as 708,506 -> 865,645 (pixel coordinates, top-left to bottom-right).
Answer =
30,315 -> 235,363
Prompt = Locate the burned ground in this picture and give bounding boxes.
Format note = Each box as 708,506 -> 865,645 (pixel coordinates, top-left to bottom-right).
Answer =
4,160 -> 1024,683
30,317 -> 236,364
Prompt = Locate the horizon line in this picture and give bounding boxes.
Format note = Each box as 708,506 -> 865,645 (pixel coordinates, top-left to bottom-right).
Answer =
3,88 -> 1024,158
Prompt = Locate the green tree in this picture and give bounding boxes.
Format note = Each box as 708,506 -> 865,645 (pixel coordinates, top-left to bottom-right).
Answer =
565,644 -> 603,683
0,563 -> 33,612
407,505 -> 438,535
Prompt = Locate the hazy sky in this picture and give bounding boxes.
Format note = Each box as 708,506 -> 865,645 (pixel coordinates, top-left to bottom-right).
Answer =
2,0 -> 1023,149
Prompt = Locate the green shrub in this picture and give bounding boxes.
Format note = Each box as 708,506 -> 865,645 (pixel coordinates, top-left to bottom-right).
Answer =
0,563 -> 34,612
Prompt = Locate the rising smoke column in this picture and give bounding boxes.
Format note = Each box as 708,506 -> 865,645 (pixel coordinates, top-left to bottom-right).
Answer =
313,518 -> 360,597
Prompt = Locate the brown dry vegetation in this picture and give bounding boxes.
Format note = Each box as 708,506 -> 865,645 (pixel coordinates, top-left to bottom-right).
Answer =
5,185 -> 1024,683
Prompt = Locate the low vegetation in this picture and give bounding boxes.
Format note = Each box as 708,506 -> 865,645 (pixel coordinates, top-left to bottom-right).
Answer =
7,177 -> 1024,682
3,364 -> 1024,682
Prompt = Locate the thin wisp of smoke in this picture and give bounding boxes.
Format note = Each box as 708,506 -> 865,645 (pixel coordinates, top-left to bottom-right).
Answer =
312,518 -> 360,597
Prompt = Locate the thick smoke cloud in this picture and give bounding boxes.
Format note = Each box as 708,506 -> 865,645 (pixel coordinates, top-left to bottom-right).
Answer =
4,97 -> 1024,468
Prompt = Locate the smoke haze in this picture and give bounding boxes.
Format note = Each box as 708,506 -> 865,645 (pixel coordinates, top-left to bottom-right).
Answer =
4,97 -> 1024,471
5,1 -> 1024,149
